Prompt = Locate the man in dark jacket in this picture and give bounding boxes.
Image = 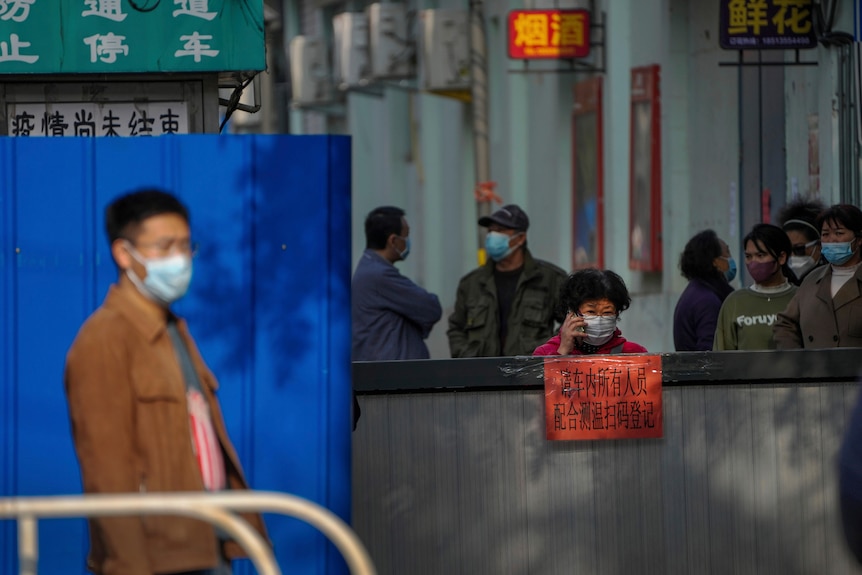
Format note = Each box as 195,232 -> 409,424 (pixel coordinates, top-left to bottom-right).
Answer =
447,204 -> 567,357
840,376 -> 862,564
351,206 -> 442,361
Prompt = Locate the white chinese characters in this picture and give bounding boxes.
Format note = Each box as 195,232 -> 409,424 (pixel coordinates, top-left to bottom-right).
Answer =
82,0 -> 127,22
174,31 -> 218,62
0,0 -> 35,23
83,33 -> 128,63
173,0 -> 216,21
0,33 -> 37,63
0,0 -> 38,66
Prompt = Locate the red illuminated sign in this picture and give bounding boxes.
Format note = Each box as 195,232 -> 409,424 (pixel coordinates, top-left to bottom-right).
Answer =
508,9 -> 590,60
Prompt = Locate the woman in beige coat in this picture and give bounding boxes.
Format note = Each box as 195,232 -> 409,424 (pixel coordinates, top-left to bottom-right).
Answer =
773,204 -> 862,348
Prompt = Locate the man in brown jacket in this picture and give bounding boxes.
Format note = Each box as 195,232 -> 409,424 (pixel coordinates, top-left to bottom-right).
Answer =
65,189 -> 266,575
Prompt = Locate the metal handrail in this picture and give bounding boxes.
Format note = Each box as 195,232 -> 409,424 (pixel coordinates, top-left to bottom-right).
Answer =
0,491 -> 376,575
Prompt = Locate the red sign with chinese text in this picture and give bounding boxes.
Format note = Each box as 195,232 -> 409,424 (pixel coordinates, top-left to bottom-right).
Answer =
544,355 -> 663,441
508,9 -> 590,60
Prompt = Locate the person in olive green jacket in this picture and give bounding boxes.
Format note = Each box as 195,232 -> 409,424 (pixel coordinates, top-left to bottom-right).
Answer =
448,204 -> 567,357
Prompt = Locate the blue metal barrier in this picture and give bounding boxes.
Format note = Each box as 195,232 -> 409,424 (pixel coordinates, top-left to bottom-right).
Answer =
0,135 -> 352,575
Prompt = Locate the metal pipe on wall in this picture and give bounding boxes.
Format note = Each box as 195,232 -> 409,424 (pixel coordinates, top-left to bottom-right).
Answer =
470,0 -> 490,260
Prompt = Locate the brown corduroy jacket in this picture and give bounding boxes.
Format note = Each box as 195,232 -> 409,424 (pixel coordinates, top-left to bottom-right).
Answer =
64,280 -> 267,575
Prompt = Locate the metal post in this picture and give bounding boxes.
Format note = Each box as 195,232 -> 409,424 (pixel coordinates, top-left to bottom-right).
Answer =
0,497 -> 280,575
0,492 -> 376,575
470,0 -> 491,260
17,515 -> 37,575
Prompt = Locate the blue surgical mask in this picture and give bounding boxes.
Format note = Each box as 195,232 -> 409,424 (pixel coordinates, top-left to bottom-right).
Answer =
397,236 -> 411,260
485,231 -> 520,262
721,256 -> 737,282
821,240 -> 857,265
126,243 -> 193,305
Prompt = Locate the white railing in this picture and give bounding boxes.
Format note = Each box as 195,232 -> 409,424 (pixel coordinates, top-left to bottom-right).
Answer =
0,491 -> 376,575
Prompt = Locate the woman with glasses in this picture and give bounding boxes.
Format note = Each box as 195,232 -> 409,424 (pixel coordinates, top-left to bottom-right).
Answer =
673,229 -> 736,351
533,269 -> 647,356
713,223 -> 797,350
774,204 -> 862,348
779,197 -> 825,284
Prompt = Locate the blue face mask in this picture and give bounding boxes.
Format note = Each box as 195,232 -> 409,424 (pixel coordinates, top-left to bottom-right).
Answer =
721,256 -> 737,282
397,236 -> 411,261
821,240 -> 857,265
126,243 -> 193,305
485,231 -> 520,262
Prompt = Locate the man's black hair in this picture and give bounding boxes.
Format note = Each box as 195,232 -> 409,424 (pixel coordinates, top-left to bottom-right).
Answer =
105,188 -> 190,245
365,206 -> 405,250
555,269 -> 632,321
679,229 -> 725,282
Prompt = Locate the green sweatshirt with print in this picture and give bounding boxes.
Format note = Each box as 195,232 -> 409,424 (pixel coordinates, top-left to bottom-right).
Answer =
713,285 -> 798,351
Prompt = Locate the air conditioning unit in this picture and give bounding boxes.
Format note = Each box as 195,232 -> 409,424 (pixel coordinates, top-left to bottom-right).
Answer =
419,9 -> 470,92
332,12 -> 370,90
289,36 -> 330,105
367,3 -> 414,80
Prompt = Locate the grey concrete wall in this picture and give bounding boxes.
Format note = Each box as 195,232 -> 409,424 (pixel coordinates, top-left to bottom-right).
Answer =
353,381 -> 861,574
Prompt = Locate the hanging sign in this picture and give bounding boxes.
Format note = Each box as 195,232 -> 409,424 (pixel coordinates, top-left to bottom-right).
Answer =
0,0 -> 264,74
544,355 -> 663,441
508,9 -> 590,60
719,0 -> 817,50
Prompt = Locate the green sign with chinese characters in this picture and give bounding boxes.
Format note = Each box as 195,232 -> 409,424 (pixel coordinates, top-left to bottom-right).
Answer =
0,0 -> 264,74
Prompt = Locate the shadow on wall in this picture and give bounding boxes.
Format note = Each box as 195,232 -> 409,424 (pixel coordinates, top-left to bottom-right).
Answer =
183,136 -> 351,388
353,370 -> 860,574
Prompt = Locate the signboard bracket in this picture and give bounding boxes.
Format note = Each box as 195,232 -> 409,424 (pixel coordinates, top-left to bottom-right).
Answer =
718,49 -> 818,68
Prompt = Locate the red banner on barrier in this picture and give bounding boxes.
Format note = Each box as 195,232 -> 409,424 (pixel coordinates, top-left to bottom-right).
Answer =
544,355 -> 663,440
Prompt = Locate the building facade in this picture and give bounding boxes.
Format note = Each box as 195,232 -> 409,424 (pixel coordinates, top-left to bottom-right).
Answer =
269,0 -> 855,355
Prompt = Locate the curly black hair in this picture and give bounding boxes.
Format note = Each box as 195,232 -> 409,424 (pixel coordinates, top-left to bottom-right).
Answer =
555,269 -> 631,320
679,229 -> 725,282
779,197 -> 825,242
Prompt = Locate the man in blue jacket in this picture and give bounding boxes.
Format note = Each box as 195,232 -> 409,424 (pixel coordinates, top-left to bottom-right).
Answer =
352,206 -> 442,361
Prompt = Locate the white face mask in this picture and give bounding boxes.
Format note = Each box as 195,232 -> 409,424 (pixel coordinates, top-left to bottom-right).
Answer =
582,315 -> 618,346
126,242 -> 193,305
788,255 -> 817,278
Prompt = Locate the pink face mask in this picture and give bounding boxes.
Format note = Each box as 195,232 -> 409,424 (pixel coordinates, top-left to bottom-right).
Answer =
746,259 -> 778,284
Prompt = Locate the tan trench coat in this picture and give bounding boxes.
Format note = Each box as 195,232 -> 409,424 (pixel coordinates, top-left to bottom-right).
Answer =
773,264 -> 862,349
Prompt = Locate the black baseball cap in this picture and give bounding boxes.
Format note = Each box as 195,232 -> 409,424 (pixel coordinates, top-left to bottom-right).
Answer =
478,204 -> 529,231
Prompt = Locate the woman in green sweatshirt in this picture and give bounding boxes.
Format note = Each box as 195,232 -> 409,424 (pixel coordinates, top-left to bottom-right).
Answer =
713,223 -> 797,350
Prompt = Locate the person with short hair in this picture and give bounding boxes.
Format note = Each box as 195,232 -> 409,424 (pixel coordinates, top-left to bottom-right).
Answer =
533,269 -> 647,356
774,203 -> 862,348
448,204 -> 567,357
714,223 -> 797,350
351,206 -> 442,361
64,189 -> 266,575
778,197 -> 826,284
673,229 -> 736,351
